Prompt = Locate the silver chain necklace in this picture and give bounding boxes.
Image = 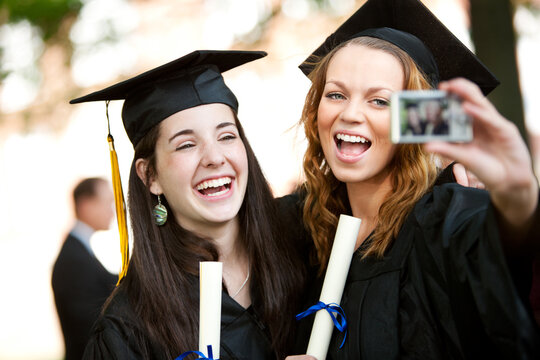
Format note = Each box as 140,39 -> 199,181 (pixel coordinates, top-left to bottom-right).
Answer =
230,268 -> 250,299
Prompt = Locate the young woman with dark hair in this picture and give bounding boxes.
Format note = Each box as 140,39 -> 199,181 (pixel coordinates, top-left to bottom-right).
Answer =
70,50 -> 304,360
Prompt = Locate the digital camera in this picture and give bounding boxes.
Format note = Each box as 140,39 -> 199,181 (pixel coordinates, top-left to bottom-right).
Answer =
390,90 -> 472,144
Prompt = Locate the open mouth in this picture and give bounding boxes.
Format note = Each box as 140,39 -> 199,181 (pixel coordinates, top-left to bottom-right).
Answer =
335,133 -> 371,157
195,177 -> 232,197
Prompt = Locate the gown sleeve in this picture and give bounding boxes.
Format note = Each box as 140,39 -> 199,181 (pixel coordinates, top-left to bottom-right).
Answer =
411,183 -> 540,358
82,291 -> 165,360
82,318 -> 144,360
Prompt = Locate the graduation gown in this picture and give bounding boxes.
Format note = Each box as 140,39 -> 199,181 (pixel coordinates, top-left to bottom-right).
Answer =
52,233 -> 117,360
294,183 -> 540,359
82,286 -> 274,360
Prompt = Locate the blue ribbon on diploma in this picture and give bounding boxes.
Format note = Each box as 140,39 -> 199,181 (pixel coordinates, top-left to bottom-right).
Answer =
296,301 -> 348,348
174,345 -> 216,360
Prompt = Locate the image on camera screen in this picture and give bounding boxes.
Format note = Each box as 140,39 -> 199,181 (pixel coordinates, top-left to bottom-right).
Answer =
391,91 -> 472,144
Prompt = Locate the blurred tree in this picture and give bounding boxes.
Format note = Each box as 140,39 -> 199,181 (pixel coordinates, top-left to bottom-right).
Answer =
0,0 -> 83,82
469,0 -> 528,146
0,0 -> 535,138
1,0 -> 83,40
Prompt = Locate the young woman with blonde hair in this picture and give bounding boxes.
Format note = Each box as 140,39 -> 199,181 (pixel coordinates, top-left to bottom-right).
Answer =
289,0 -> 540,358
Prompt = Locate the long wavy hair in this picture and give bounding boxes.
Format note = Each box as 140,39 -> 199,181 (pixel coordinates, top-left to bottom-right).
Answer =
301,36 -> 439,270
107,113 -> 302,359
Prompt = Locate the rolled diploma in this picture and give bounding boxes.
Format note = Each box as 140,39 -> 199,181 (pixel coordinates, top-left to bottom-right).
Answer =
306,214 -> 361,360
199,261 -> 222,359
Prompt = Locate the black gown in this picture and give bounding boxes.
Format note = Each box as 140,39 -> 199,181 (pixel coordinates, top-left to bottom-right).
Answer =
82,286 -> 274,360
293,183 -> 540,359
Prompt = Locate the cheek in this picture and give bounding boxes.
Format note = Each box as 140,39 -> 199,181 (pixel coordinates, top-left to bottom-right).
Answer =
317,114 -> 334,156
317,105 -> 333,134
229,143 -> 249,176
156,153 -> 195,191
371,113 -> 391,140
238,147 -> 249,175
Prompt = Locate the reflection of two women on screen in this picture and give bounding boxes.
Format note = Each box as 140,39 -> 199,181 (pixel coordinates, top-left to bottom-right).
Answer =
404,98 -> 470,137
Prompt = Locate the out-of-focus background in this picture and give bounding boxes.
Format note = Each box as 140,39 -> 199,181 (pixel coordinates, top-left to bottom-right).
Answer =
0,0 -> 539,359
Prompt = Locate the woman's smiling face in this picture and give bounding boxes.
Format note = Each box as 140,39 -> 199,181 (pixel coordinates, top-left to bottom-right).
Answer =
143,103 -> 248,232
317,43 -> 404,185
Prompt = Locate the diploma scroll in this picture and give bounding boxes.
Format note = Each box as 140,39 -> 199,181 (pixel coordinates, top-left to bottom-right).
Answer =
199,261 -> 222,359
306,214 -> 361,360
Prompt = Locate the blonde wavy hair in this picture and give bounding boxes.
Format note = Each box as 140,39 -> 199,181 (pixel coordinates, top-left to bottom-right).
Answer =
301,36 -> 440,271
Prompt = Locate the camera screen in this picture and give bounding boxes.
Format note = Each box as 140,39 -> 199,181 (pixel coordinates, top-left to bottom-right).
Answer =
391,91 -> 472,143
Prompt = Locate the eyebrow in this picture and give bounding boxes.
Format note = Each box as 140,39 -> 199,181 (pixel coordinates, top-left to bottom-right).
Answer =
168,129 -> 194,143
168,122 -> 237,143
325,79 -> 345,87
216,121 -> 236,130
325,80 -> 395,94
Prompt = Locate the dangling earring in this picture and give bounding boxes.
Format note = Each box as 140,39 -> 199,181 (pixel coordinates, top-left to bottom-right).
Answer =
152,194 -> 168,226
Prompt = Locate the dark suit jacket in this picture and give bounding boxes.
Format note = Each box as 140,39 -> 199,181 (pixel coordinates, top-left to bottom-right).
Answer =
52,233 -> 117,360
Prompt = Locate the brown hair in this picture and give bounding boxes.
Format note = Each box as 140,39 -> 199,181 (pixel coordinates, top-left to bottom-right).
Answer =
107,114 -> 302,359
300,37 -> 439,270
72,177 -> 107,217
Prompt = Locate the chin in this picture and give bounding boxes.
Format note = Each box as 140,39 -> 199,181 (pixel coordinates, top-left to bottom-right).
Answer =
332,170 -> 366,184
326,160 -> 358,183
208,204 -> 243,223
329,162 -> 382,185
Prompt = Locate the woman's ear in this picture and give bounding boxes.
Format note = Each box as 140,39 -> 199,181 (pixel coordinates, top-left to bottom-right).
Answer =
135,158 -> 162,195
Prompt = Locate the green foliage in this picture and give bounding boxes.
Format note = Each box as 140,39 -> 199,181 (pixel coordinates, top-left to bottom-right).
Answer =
0,47 -> 6,81
1,0 -> 83,39
310,0 -> 326,7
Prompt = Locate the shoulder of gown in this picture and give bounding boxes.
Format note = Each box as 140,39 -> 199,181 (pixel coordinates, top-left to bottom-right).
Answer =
82,289 -> 166,360
275,190 -> 314,260
406,183 -> 540,357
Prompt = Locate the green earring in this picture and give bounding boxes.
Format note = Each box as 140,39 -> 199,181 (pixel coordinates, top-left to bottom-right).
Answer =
152,194 -> 168,226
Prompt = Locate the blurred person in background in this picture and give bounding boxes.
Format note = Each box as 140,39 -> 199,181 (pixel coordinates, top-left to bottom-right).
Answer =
52,177 -> 117,360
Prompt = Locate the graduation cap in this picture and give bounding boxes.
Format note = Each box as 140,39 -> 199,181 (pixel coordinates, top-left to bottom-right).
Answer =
71,50 -> 267,146
70,50 -> 267,284
299,0 -> 499,95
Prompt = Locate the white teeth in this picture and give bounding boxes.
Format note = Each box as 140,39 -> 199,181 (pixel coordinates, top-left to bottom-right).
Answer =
336,133 -> 368,143
196,177 -> 232,191
206,188 -> 229,197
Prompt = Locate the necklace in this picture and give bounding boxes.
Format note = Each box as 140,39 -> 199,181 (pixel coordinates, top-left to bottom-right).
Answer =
230,268 -> 250,299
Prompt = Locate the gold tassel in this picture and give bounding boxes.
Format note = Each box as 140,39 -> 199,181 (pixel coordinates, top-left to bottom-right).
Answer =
106,102 -> 129,285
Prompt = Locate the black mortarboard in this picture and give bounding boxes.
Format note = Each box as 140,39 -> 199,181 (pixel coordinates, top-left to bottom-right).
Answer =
69,50 -> 266,284
71,50 -> 267,146
299,0 -> 499,95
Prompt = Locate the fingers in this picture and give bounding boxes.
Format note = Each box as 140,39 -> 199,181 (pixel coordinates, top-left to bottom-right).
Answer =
468,172 -> 486,189
438,78 -> 522,150
425,141 -> 502,186
452,162 -> 486,189
439,78 -> 488,108
439,78 -> 507,131
425,142 -> 471,168
452,162 -> 469,187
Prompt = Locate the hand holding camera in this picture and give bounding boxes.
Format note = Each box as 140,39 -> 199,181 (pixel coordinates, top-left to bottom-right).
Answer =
423,78 -> 538,230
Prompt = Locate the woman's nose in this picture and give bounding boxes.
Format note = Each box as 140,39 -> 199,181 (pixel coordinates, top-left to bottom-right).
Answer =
200,143 -> 226,168
340,100 -> 365,124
